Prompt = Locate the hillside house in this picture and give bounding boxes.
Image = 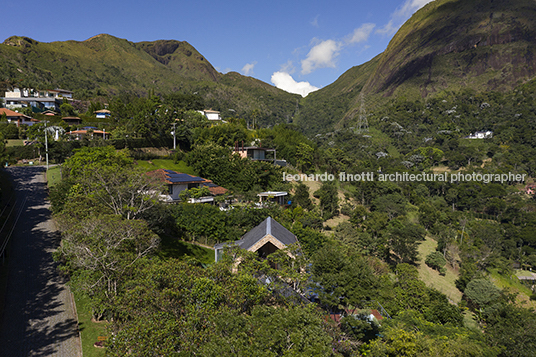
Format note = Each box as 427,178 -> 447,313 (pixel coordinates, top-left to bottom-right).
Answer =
2,88 -> 73,112
146,169 -> 228,203
214,216 -> 298,263
258,191 -> 288,206
67,129 -> 110,140
62,116 -> 82,125
465,130 -> 493,139
0,108 -> 39,127
197,109 -> 226,124
233,141 -> 286,166
234,146 -> 276,160
94,109 -> 111,119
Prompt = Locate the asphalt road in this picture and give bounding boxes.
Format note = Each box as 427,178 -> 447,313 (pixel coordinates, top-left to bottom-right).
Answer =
0,166 -> 81,357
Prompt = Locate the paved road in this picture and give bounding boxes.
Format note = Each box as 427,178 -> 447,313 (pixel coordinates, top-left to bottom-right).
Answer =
0,166 -> 81,357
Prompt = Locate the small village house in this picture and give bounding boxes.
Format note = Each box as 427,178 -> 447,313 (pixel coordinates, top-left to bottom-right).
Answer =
258,191 -> 288,206
146,169 -> 228,203
214,216 -> 298,263
94,109 -> 111,119
0,108 -> 39,127
67,129 -> 110,140
62,116 -> 83,125
197,109 -> 225,124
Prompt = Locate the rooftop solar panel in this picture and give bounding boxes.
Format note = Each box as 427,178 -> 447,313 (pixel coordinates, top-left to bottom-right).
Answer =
164,172 -> 205,182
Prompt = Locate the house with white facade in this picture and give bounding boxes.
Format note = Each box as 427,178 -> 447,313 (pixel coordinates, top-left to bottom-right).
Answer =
465,130 -> 493,139
2,88 -> 73,112
197,109 -> 226,124
94,109 -> 111,119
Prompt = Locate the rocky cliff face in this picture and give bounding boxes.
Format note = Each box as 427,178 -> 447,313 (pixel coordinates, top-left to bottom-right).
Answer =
363,0 -> 536,98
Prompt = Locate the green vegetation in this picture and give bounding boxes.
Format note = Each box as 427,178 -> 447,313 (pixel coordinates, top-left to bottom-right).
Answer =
5,139 -> 24,147
5,0 -> 536,354
157,234 -> 214,265
46,166 -> 62,187
74,292 -> 106,357
135,159 -> 196,175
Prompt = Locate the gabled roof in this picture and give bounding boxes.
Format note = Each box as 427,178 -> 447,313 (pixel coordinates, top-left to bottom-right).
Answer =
0,108 -> 24,117
202,109 -> 220,114
147,169 -> 206,185
216,217 -> 297,251
68,129 -> 107,135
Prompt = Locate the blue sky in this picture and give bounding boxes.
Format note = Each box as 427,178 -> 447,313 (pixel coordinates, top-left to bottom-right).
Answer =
1,0 -> 434,96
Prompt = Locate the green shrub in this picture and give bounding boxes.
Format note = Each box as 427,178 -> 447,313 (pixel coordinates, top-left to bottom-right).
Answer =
425,251 -> 447,275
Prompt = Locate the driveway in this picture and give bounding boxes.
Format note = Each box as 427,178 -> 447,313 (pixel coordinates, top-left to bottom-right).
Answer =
0,166 -> 81,356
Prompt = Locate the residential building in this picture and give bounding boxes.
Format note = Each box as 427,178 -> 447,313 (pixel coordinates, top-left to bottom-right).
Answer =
465,130 -> 493,139
2,88 -> 73,112
233,141 -> 287,166
214,216 -> 298,262
62,116 -> 83,125
0,108 -> 39,127
94,109 -> 111,119
197,109 -> 226,124
258,191 -> 288,206
67,129 -> 110,140
146,169 -> 228,203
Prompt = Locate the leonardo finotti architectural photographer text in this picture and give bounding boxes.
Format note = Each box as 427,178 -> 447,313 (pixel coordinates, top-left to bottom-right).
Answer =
283,172 -> 527,184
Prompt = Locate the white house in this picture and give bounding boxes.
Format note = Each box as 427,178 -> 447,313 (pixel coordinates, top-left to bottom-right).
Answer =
257,191 -> 288,206
197,109 -> 226,123
2,88 -> 73,111
465,130 -> 493,139
94,109 -> 111,119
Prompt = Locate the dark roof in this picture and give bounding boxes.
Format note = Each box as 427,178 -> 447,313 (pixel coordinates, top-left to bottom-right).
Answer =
163,170 -> 205,184
147,169 -> 205,184
216,217 -> 297,251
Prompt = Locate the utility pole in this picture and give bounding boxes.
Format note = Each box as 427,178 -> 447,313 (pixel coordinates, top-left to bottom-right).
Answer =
356,92 -> 369,133
44,120 -> 49,171
171,122 -> 177,150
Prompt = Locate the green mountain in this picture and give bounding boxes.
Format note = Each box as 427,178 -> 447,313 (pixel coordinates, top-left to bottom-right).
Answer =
365,0 -> 536,97
0,34 -> 299,126
296,0 -> 536,133
3,0 -> 536,134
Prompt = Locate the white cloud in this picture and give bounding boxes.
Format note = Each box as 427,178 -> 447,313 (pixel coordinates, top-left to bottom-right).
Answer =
345,23 -> 376,45
271,71 -> 319,97
301,39 -> 340,75
377,0 -> 435,35
310,15 -> 320,28
241,61 -> 257,76
299,23 -> 377,75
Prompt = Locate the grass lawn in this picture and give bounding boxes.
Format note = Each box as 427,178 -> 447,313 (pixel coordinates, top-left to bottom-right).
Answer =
5,139 -> 24,147
135,159 -> 197,175
46,166 -> 62,188
462,309 -> 480,330
73,292 -> 107,357
489,268 -> 536,309
416,236 -> 463,303
157,234 -> 214,265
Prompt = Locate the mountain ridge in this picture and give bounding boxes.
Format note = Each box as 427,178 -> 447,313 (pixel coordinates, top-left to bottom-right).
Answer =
3,0 -> 536,133
0,34 -> 300,127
